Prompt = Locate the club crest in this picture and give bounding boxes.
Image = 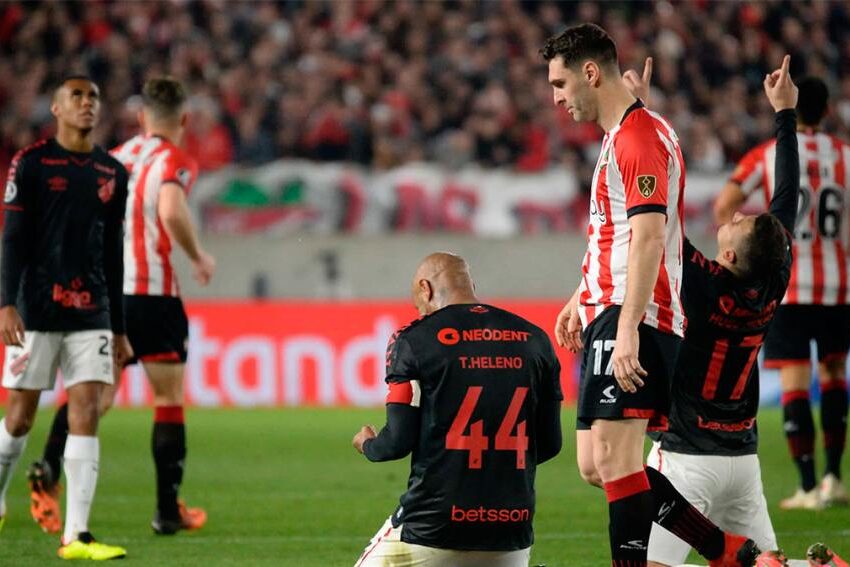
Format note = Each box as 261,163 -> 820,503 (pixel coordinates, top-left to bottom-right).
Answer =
637,175 -> 656,198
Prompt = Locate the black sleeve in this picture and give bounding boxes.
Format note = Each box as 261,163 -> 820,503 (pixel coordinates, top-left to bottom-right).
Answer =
535,340 -> 563,464
681,236 -> 714,294
1,153 -> 33,307
769,109 -> 799,234
535,399 -> 562,465
104,167 -> 128,333
363,403 -> 420,462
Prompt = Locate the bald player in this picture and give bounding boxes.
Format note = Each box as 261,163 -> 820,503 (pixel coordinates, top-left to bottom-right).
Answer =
352,253 -> 563,567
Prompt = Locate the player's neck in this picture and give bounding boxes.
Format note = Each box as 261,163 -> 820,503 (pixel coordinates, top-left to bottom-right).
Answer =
55,128 -> 94,153
147,127 -> 180,145
597,84 -> 637,133
797,123 -> 819,133
441,293 -> 480,310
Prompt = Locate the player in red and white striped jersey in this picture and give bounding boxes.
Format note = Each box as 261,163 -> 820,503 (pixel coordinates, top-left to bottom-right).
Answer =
113,128 -> 200,297
715,78 -> 850,510
545,24 -> 757,567
31,78 -> 216,535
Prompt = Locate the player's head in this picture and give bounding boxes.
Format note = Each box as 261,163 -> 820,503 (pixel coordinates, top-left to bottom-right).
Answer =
140,77 -> 188,139
411,252 -> 477,316
796,77 -> 829,127
717,211 -> 788,280
51,75 -> 100,134
541,23 -> 619,122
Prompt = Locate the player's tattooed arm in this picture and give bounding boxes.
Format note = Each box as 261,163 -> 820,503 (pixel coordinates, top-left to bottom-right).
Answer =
355,404 -> 420,462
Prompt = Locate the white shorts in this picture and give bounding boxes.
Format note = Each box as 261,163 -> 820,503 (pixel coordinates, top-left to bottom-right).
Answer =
646,442 -> 778,566
2,330 -> 114,391
355,516 -> 531,567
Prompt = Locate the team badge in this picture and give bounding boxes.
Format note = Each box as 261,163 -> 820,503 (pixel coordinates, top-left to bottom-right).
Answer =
637,175 -> 656,198
4,181 -> 16,203
97,178 -> 115,203
177,168 -> 192,188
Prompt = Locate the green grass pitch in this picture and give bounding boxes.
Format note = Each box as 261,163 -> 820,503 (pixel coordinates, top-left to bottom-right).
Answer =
0,408 -> 848,565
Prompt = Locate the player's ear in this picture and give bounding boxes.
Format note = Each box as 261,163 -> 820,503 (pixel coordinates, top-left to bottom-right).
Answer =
180,111 -> 188,128
417,279 -> 432,302
137,110 -> 146,131
723,248 -> 737,266
583,61 -> 599,87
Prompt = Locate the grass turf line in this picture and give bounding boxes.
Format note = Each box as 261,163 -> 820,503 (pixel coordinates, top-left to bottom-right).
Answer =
0,408 -> 847,566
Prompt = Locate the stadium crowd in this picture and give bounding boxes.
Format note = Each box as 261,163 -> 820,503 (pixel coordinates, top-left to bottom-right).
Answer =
2,0 -> 850,182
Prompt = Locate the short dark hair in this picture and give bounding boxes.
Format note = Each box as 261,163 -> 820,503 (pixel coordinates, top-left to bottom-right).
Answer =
797,77 -> 829,126
54,75 -> 96,100
142,77 -> 187,120
539,23 -> 618,70
741,213 -> 788,279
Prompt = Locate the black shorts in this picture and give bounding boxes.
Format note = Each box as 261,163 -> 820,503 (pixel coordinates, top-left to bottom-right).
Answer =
124,295 -> 189,365
576,306 -> 680,432
764,304 -> 850,368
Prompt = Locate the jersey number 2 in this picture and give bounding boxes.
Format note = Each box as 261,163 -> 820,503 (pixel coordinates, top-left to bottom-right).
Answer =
445,386 -> 529,470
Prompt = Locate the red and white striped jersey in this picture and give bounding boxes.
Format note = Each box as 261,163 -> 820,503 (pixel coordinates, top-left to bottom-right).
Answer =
730,131 -> 850,305
578,102 -> 687,337
111,134 -> 198,297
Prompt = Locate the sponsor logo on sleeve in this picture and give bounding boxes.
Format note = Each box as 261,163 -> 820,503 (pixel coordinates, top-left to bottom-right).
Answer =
637,175 -> 657,198
4,181 -> 17,203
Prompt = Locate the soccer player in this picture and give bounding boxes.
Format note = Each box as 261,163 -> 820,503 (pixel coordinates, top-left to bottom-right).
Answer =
352,252 -> 563,566
645,57 -> 799,566
715,76 -> 850,510
544,25 -> 757,566
28,77 -> 214,535
0,76 -> 130,560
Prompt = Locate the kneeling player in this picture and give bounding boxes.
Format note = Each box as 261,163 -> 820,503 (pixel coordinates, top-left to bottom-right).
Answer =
352,253 -> 562,566
646,58 -> 799,566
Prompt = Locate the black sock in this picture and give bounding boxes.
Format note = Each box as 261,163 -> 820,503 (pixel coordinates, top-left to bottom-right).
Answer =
43,403 -> 69,485
152,406 -> 186,520
604,470 -> 653,566
821,380 -> 848,479
783,391 -> 817,490
646,466 -> 724,560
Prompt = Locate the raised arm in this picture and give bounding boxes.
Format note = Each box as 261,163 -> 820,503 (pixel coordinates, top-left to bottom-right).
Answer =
763,55 -> 800,234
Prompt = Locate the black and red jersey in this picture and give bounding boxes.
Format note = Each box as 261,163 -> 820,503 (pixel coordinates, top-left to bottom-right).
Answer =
1,138 -> 128,333
364,303 -> 562,551
660,110 -> 799,456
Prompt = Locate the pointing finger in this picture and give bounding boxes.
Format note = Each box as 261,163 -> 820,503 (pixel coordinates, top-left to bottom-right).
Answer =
642,56 -> 653,84
780,54 -> 791,81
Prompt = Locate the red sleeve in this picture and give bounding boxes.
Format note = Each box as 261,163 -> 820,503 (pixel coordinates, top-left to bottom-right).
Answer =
614,120 -> 670,217
161,150 -> 198,195
729,144 -> 767,197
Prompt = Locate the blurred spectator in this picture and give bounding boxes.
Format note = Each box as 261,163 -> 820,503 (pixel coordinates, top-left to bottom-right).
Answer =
1,0 -> 850,182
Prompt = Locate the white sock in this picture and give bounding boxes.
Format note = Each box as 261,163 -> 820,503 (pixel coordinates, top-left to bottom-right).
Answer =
63,435 -> 99,543
0,418 -> 28,517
